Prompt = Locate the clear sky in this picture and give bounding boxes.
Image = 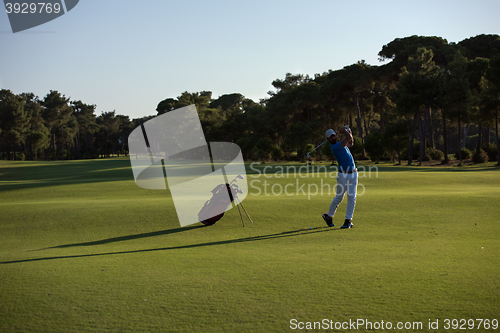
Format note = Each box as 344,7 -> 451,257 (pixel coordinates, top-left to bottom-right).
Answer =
1,0 -> 499,119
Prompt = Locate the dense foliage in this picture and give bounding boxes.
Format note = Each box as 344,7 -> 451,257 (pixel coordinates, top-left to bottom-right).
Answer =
1,34 -> 499,164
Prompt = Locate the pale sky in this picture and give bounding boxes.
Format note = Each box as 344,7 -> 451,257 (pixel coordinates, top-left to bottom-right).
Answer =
1,0 -> 499,119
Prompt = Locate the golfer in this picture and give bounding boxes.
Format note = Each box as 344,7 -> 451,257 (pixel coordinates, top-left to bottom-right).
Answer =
322,127 -> 357,229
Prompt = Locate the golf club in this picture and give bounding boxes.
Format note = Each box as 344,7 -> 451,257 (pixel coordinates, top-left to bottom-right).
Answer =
230,183 -> 252,226
235,196 -> 253,225
229,174 -> 244,185
231,184 -> 244,194
235,198 -> 245,226
306,140 -> 328,158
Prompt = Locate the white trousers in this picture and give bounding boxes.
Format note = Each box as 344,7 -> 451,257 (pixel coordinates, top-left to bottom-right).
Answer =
328,171 -> 358,220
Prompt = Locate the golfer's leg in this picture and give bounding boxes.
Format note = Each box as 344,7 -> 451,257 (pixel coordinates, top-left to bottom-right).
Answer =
345,172 -> 358,220
328,174 -> 347,217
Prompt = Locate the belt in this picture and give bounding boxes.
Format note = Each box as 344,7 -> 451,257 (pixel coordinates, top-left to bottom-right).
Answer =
339,168 -> 357,174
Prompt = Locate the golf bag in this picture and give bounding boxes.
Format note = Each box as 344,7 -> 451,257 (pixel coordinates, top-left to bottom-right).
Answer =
198,183 -> 234,226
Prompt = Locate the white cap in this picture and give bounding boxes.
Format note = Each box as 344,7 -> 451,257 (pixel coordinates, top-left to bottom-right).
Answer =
325,129 -> 336,138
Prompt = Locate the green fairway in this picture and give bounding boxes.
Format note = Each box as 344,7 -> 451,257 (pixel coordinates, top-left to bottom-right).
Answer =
1,158 -> 499,332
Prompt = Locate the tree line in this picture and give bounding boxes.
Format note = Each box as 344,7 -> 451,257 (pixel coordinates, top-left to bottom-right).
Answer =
0,90 -> 139,161
157,34 -> 500,165
1,34 -> 499,165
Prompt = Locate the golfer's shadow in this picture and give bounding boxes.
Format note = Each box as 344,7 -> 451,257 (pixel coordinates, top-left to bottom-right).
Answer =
43,225 -> 335,250
2,226 -> 339,265
40,224 -> 206,250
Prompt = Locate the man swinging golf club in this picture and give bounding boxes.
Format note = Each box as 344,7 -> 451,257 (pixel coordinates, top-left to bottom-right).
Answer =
322,126 -> 357,229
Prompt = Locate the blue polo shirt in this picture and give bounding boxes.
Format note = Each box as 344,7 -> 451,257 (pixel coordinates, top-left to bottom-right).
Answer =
330,142 -> 356,172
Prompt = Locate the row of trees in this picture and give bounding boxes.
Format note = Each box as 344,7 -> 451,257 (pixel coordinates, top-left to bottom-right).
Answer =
0,90 -> 140,161
157,34 -> 500,165
1,34 -> 499,165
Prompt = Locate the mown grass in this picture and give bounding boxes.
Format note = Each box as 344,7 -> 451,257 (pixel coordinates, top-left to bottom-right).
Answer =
0,158 -> 499,332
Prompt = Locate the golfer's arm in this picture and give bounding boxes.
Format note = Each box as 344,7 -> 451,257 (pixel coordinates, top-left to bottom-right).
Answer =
341,131 -> 353,148
346,135 -> 354,147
